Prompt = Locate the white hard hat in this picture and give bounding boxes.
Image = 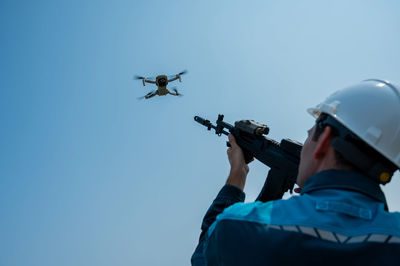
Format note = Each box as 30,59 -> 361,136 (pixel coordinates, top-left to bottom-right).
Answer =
307,79 -> 400,169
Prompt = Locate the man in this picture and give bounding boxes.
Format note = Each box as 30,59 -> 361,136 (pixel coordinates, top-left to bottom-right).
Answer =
191,79 -> 400,266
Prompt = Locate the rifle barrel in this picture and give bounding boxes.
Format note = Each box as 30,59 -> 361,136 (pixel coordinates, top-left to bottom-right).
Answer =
194,116 -> 230,135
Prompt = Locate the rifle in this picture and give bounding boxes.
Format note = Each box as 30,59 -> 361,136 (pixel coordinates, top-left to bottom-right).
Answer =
194,114 -> 303,202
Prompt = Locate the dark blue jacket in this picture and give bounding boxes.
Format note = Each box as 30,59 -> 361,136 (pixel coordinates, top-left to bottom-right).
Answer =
192,170 -> 400,266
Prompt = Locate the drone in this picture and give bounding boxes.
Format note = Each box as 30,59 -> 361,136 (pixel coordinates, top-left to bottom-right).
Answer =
134,70 -> 187,99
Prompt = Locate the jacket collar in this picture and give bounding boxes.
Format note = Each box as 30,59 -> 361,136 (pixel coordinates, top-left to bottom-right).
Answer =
300,169 -> 388,210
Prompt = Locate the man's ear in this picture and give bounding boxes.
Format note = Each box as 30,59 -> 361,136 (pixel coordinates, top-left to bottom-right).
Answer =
313,126 -> 334,159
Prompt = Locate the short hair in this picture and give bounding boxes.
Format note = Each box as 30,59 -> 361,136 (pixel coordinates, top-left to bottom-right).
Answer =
312,115 -> 355,168
312,114 -> 397,180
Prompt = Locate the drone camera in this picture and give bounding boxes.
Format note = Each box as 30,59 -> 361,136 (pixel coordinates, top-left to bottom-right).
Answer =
158,78 -> 167,87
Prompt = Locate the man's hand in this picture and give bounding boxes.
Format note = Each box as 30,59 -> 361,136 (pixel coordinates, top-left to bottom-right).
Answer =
226,134 -> 250,190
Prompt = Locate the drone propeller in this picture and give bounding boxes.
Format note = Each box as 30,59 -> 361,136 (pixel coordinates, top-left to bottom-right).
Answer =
167,70 -> 188,81
168,70 -> 188,79
178,70 -> 187,76
134,75 -> 156,81
137,90 -> 156,100
171,87 -> 183,97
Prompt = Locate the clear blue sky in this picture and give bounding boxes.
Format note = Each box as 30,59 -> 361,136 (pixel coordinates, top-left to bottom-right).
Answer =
1,1 -> 400,265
